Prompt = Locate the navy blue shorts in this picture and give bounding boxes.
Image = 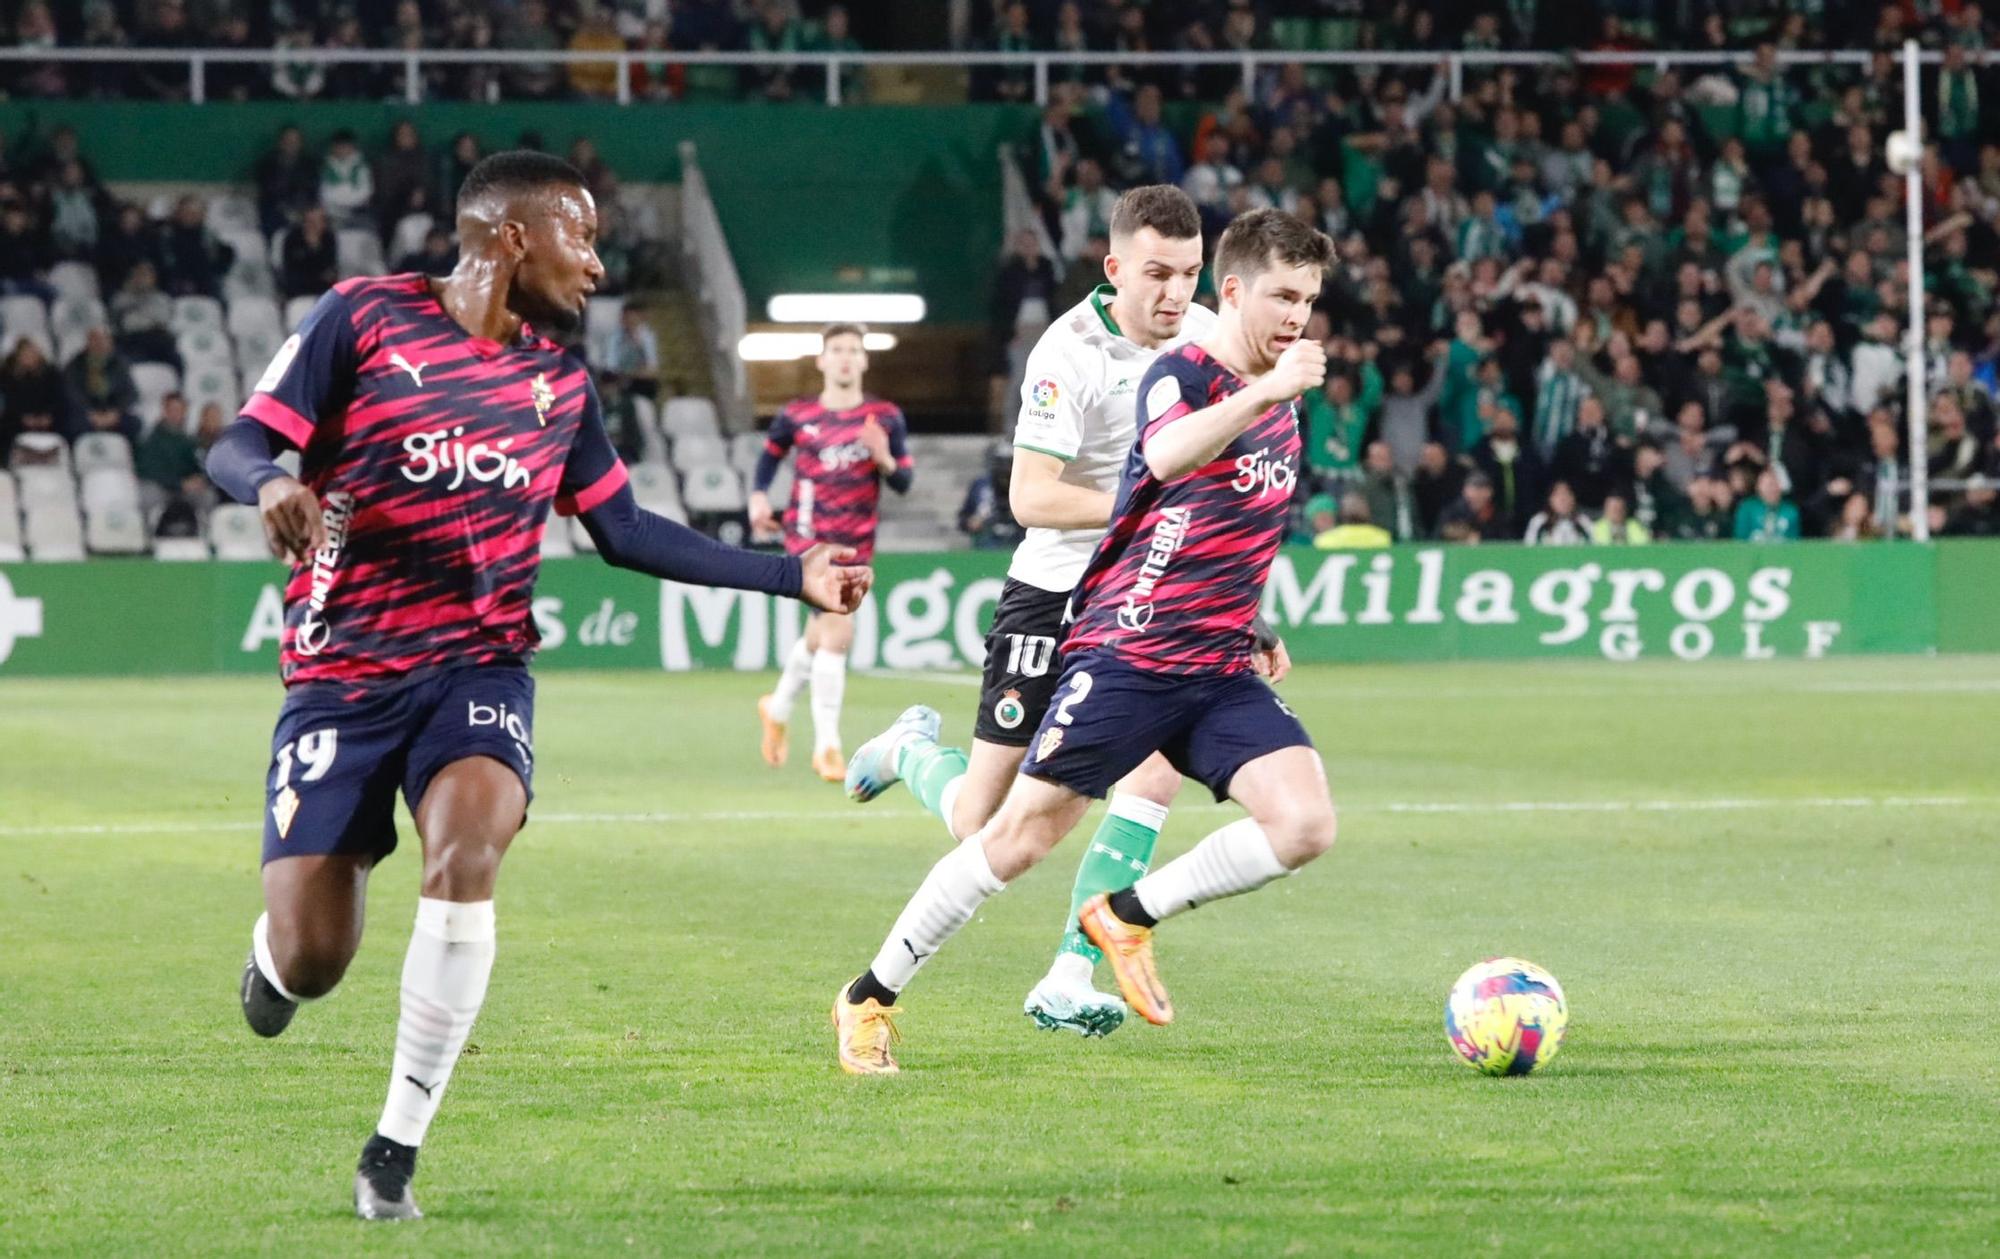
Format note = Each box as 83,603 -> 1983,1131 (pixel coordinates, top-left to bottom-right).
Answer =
260,664 -> 536,866
1019,652 -> 1312,801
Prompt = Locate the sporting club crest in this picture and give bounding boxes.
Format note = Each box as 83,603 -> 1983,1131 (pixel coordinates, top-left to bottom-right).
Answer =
531,372 -> 554,426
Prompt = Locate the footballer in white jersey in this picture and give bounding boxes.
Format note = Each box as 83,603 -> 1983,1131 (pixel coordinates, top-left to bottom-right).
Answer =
1007,286 -> 1216,595
841,187 -> 1289,1047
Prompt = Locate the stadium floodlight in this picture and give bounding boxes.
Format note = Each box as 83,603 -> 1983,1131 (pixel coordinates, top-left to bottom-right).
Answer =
738,331 -> 899,361
766,293 -> 927,324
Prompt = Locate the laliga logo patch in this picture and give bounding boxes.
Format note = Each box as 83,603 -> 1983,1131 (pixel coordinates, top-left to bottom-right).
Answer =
1037,726 -> 1064,761
995,689 -> 1025,730
1029,378 -> 1060,407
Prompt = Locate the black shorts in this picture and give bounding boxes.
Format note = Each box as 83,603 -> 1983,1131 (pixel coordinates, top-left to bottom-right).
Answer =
1020,651 -> 1313,801
973,578 -> 1070,746
260,664 -> 536,866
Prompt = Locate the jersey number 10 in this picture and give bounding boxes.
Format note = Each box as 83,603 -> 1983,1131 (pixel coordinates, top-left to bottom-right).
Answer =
1002,633 -> 1056,678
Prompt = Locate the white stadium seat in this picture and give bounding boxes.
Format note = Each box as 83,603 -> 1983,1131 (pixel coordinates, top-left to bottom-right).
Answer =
227,295 -> 281,339
0,469 -> 22,561
585,295 -> 624,362
670,432 -> 727,474
209,503 -> 270,560
177,327 -> 234,370
680,464 -> 746,514
185,362 -> 240,416
206,193 -> 258,234
222,245 -> 276,302
48,261 -> 99,304
23,491 -> 84,561
236,327 -> 283,381
335,229 -> 386,279
72,432 -> 134,476
660,397 -> 720,441
628,462 -> 681,513
10,436 -> 73,479
80,467 -> 141,514
390,212 -> 434,263
85,502 -> 148,555
153,535 -> 211,561
285,295 -> 316,332
540,518 -> 576,559
728,430 -> 765,469
171,295 -> 224,333
0,293 -> 52,358
51,296 -> 107,363
130,362 -> 181,429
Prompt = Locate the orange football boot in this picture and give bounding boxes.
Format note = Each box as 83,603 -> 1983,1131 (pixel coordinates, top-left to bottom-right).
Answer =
832,981 -> 902,1075
756,694 -> 788,767
1076,893 -> 1174,1025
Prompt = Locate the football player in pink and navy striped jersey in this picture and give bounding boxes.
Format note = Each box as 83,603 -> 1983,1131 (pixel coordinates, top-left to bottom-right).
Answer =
207,152 -> 870,1216
749,324 -> 913,781
831,210 -> 1341,1074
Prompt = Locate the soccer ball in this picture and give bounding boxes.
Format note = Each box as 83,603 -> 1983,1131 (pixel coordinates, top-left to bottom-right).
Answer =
1445,957 -> 1568,1076
1886,130 -> 1919,176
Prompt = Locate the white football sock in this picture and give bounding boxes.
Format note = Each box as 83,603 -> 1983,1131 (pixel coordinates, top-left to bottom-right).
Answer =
809,649 -> 847,752
766,638 -> 812,721
937,773 -> 966,842
1132,818 -> 1290,923
866,839 -> 1006,991
1046,950 -> 1094,988
251,911 -> 309,1003
376,898 -> 496,1148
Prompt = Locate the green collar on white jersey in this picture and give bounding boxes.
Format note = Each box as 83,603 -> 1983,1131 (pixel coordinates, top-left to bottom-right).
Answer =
1088,284 -> 1121,337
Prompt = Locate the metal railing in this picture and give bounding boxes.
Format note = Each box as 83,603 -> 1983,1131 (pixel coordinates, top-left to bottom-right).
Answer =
0,45 -> 1955,107
677,140 -> 749,432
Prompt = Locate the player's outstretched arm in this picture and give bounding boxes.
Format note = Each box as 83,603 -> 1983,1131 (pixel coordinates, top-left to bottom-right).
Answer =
1144,340 -> 1327,482
578,483 -> 869,612
205,418 -> 325,564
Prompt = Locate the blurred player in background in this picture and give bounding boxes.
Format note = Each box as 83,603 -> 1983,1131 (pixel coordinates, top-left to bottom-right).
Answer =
832,209 -> 1336,1074
841,186 -> 1287,1039
750,325 -> 913,781
206,152 -> 869,1218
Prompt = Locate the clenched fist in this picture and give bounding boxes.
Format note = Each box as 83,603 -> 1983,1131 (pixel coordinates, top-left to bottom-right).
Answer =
257,476 -> 327,565
1261,338 -> 1328,405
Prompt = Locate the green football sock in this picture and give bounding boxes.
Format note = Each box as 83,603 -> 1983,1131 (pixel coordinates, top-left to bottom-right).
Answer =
1058,795 -> 1170,964
895,737 -> 969,825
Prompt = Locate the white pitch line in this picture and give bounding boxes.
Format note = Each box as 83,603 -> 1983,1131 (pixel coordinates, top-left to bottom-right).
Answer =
0,794 -> 1981,839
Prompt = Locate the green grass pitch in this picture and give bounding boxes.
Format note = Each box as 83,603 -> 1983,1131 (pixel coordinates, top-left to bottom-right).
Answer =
3,658 -> 1999,1256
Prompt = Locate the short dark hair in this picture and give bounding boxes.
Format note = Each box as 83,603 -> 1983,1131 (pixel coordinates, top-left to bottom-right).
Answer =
1212,208 -> 1335,288
458,150 -> 588,211
1109,185 -> 1201,243
821,322 -> 867,346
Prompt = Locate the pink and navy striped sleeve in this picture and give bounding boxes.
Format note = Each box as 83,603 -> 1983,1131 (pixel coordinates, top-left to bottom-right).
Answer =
553,373 -> 630,517
239,288 -> 360,450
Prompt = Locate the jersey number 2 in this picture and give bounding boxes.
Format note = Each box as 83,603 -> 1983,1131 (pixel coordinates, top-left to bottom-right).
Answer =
1053,671 -> 1092,726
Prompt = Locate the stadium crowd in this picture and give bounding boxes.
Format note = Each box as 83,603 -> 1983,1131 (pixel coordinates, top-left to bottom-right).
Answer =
0,118 -> 667,552
1006,8 -> 2000,543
